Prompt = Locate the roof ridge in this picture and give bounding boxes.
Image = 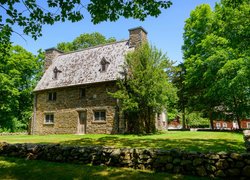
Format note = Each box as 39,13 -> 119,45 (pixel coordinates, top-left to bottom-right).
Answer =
59,39 -> 129,56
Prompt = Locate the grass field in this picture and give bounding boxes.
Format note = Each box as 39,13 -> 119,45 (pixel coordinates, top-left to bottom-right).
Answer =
0,131 -> 245,153
0,156 -> 209,180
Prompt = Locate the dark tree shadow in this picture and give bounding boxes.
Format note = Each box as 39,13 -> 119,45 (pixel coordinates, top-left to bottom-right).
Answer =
0,156 -> 209,180
58,136 -> 245,153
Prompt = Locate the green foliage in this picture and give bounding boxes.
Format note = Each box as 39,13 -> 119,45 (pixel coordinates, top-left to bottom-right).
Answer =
0,46 -> 43,132
111,43 -> 177,133
186,112 -> 210,128
182,0 -> 250,128
0,0 -> 172,44
57,32 -> 116,52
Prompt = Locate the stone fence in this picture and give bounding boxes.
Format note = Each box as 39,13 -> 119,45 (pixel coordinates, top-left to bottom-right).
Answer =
0,132 -> 28,136
0,142 -> 250,178
243,130 -> 250,152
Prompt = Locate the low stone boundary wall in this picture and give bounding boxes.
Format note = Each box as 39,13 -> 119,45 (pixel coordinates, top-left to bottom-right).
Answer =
0,142 -> 250,178
243,130 -> 250,152
0,132 -> 28,136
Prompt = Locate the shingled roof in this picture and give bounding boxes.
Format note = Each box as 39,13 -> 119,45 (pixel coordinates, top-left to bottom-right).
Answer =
34,40 -> 132,91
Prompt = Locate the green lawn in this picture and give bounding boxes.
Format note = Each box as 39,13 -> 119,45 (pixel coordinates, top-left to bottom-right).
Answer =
0,156 -> 209,180
0,131 -> 245,153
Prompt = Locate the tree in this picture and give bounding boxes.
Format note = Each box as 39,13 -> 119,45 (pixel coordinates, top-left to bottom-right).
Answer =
0,0 -> 172,44
57,32 -> 116,52
182,0 -> 250,129
172,63 -> 187,128
111,43 -> 177,134
0,46 -> 43,132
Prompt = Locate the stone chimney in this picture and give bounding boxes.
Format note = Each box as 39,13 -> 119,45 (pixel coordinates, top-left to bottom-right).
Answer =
44,48 -> 63,70
128,26 -> 148,48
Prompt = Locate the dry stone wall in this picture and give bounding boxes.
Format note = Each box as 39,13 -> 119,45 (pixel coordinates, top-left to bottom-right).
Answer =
244,130 -> 250,152
0,142 -> 250,178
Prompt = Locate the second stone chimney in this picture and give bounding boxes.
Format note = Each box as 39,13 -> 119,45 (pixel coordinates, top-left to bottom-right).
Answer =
44,48 -> 63,70
128,26 -> 148,48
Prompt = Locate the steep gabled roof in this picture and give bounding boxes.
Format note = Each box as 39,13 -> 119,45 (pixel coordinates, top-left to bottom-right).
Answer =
34,40 -> 132,91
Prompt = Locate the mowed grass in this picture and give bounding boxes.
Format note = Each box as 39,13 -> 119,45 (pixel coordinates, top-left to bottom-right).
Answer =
0,131 -> 245,153
0,156 -> 209,180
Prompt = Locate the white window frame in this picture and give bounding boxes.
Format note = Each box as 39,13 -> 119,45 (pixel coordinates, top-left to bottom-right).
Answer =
247,122 -> 250,129
216,122 -> 221,129
44,114 -> 54,124
94,111 -> 106,121
222,122 -> 227,128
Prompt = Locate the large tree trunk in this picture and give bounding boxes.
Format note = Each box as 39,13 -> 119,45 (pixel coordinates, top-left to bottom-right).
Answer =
236,114 -> 241,129
209,111 -> 214,130
182,107 -> 186,129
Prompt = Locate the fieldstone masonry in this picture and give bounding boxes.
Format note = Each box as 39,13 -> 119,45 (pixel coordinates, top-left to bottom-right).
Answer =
32,81 -> 124,135
0,142 -> 250,178
244,130 -> 250,152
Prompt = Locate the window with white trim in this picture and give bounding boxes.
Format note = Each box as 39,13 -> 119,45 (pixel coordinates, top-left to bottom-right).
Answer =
45,114 -> 54,124
247,122 -> 250,129
222,122 -> 227,128
216,122 -> 221,129
94,111 -> 106,121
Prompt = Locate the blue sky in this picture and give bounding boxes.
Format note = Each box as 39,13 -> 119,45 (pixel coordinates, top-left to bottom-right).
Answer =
11,0 -> 219,63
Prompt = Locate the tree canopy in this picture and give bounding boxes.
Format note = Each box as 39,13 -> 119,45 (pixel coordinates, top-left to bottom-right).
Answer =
0,46 -> 43,132
0,0 -> 172,43
182,0 -> 250,128
111,43 -> 177,133
57,32 -> 116,52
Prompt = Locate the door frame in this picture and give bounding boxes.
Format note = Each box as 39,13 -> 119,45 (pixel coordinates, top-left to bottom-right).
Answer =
77,111 -> 87,134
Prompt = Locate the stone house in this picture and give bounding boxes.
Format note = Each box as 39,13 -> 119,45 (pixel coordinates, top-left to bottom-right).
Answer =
31,27 -> 166,135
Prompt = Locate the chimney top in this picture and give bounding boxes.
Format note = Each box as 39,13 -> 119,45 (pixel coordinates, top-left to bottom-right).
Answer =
128,26 -> 148,34
128,26 -> 148,48
45,47 -> 64,53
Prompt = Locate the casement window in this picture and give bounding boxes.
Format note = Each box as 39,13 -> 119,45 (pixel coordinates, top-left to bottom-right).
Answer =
94,111 -> 106,121
222,122 -> 227,128
80,88 -> 86,98
100,57 -> 109,72
45,114 -> 54,124
247,122 -> 250,129
53,66 -> 62,79
48,92 -> 57,101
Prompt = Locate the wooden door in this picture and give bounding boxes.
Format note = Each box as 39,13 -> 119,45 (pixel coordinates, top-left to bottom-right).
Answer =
78,111 -> 86,134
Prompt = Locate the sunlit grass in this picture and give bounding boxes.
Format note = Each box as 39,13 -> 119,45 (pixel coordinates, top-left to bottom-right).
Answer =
0,131 -> 245,153
0,156 -> 209,180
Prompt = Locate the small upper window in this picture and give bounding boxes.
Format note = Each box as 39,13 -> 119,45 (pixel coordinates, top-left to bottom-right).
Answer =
100,57 -> 109,72
45,114 -> 54,124
48,92 -> 57,101
80,88 -> 86,98
53,66 -> 62,79
94,111 -> 106,121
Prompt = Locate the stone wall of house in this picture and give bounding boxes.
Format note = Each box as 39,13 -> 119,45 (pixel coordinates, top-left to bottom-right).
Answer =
0,142 -> 250,178
32,81 -> 122,135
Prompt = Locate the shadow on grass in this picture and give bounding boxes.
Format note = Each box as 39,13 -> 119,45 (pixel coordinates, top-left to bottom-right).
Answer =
0,156 -> 208,180
59,136 -> 245,153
